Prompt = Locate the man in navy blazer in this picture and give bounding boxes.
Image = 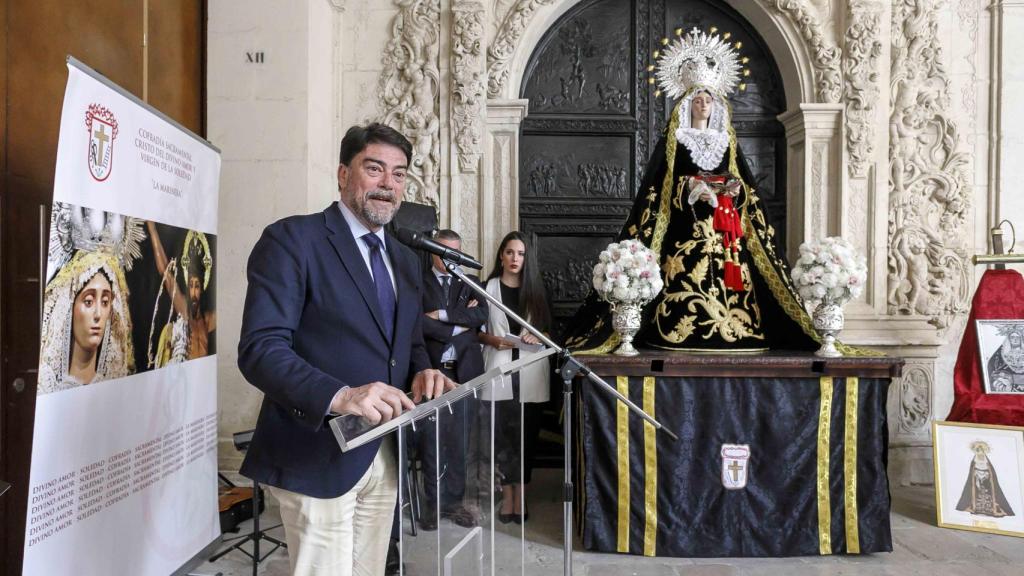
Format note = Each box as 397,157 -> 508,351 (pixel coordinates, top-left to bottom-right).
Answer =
237,123 -> 453,576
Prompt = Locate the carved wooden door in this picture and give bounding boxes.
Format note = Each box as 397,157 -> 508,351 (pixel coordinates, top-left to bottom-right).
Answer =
519,0 -> 787,334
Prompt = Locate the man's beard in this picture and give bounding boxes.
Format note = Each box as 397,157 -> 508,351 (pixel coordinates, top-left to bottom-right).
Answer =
359,189 -> 398,227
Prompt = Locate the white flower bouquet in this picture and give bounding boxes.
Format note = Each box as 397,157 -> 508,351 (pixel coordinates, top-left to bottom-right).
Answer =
790,237 -> 867,304
592,239 -> 664,304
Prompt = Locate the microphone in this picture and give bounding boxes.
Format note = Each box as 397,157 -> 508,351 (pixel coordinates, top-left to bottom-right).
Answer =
393,227 -> 483,270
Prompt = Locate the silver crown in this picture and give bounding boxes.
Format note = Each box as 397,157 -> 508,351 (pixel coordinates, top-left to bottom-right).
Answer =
47,203 -> 145,283
654,27 -> 745,100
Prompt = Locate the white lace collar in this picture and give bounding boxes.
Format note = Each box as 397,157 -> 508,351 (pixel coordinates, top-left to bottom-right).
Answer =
674,126 -> 729,172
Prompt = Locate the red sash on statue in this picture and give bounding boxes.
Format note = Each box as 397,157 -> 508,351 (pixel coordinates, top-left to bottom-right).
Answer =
693,174 -> 744,292
946,269 -> 1024,426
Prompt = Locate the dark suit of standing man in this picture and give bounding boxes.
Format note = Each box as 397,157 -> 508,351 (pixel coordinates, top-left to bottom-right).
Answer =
237,123 -> 453,576
416,229 -> 488,530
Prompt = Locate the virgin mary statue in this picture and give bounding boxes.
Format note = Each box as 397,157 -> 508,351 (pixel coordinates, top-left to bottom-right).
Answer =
564,28 -> 821,353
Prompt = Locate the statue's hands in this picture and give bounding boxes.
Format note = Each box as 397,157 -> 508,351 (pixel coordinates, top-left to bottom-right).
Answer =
687,178 -> 717,206
724,178 -> 742,197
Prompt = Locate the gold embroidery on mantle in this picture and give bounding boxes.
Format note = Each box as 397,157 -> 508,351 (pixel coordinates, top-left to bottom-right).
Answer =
655,212 -> 764,345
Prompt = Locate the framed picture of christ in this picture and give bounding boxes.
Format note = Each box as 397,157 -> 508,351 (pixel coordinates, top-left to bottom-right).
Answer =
933,420 -> 1024,538
977,320 -> 1024,394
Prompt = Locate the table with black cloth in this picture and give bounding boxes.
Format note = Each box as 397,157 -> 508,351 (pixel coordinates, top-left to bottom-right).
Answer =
574,351 -> 903,558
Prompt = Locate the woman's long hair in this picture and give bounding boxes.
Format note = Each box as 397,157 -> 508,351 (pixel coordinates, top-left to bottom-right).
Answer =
488,231 -> 551,331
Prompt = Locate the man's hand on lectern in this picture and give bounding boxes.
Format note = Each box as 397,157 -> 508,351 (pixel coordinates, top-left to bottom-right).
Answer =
331,382 -> 415,425
412,368 -> 456,403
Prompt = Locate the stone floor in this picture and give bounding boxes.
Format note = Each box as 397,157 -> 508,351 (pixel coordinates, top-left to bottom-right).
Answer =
196,469 -> 1023,576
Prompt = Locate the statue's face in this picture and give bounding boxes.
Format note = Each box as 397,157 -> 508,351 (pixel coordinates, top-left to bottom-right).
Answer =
1010,332 -> 1022,348
73,272 -> 112,353
188,275 -> 203,318
691,92 -> 714,124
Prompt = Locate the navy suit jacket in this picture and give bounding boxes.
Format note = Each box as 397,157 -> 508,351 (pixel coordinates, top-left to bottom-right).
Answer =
238,202 -> 431,498
421,270 -> 487,383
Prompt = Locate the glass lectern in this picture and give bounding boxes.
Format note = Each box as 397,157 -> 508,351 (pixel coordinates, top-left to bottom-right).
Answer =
330,348 -> 557,576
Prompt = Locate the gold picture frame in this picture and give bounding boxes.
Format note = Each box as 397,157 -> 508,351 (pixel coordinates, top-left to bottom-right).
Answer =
933,420 -> 1024,538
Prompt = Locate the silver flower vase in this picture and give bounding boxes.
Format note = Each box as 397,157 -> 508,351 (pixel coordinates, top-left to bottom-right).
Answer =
611,301 -> 643,356
812,300 -> 845,358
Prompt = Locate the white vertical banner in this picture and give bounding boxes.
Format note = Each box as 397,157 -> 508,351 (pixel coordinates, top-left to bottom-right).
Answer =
23,58 -> 221,576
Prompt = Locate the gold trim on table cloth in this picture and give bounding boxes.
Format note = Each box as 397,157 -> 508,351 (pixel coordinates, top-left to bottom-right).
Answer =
817,376 -> 834,555
642,376 -> 658,556
844,377 -> 861,553
616,376 -> 631,553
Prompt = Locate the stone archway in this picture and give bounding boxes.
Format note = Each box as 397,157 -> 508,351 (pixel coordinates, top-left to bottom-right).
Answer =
491,0 -> 828,107
484,0 -> 846,265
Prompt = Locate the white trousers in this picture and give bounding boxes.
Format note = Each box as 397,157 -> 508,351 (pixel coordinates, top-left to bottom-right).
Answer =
268,441 -> 397,576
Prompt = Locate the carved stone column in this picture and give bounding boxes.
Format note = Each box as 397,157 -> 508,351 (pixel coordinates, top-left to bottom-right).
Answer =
376,0 -> 442,209
886,351 -> 940,485
447,1 -> 488,258
842,0 -> 888,313
482,99 -> 529,273
778,104 -> 845,259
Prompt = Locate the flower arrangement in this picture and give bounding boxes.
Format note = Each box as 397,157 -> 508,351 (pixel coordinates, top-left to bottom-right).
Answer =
790,237 -> 867,304
592,239 -> 664,304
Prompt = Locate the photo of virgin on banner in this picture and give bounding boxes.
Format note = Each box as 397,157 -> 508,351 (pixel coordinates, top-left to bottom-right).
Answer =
24,58 -> 221,576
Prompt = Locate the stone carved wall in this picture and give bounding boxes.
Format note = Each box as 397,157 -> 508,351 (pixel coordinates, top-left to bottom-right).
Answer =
843,0 -> 882,178
762,0 -> 844,103
956,0 -> 980,140
811,142 -> 828,238
887,0 -> 971,330
897,363 -> 933,436
486,0 -> 557,98
492,132 -> 513,234
847,178 -> 869,258
452,3 -> 487,173
376,0 -> 442,207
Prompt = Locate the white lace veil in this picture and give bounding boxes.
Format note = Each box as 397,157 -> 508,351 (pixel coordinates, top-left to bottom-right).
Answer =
673,87 -> 732,172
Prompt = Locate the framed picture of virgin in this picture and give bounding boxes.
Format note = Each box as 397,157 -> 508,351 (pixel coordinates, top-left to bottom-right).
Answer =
933,420 -> 1024,538
977,319 -> 1024,394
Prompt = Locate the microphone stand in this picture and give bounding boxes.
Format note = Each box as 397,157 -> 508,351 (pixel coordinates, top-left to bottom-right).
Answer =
444,260 -> 677,576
